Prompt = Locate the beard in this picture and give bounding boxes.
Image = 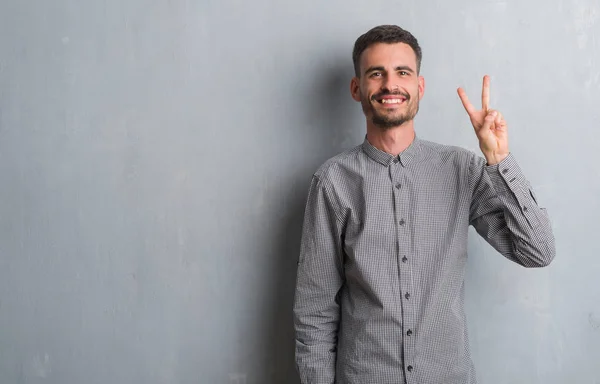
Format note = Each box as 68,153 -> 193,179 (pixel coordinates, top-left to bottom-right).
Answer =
361,90 -> 420,130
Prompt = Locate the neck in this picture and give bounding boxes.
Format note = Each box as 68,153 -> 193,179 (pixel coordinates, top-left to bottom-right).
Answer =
366,121 -> 416,156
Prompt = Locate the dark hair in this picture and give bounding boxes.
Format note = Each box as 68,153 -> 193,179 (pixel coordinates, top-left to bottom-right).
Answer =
352,25 -> 422,77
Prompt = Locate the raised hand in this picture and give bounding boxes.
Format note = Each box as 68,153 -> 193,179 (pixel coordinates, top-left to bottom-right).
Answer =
457,75 -> 509,165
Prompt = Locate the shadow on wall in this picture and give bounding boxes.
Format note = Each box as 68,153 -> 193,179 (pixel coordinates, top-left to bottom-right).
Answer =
304,51 -> 362,159
259,52 -> 358,384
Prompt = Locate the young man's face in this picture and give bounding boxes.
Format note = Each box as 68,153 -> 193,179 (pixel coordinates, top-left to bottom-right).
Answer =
351,42 -> 425,130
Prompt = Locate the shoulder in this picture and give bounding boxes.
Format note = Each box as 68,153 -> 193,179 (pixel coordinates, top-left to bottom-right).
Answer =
418,138 -> 481,166
312,144 -> 363,185
419,138 -> 475,157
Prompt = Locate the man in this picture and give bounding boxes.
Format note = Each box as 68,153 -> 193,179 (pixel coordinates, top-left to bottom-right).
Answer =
292,25 -> 555,384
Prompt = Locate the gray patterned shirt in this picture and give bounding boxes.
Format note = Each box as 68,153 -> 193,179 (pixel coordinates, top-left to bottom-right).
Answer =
293,135 -> 555,384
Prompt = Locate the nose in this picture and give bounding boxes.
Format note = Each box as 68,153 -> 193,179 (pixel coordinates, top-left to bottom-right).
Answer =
382,76 -> 399,93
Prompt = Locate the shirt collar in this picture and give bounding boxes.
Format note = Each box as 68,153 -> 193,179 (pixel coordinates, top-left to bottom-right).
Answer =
361,134 -> 423,167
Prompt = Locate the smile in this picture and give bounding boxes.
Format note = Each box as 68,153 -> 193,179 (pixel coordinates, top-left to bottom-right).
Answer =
379,98 -> 406,104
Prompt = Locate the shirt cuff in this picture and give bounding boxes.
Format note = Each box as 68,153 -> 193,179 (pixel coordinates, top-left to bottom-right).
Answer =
484,153 -> 525,195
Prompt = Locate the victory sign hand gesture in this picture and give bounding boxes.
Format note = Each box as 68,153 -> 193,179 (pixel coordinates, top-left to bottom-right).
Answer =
457,75 -> 509,165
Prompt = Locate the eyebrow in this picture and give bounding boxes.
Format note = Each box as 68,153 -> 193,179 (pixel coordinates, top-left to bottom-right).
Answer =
364,65 -> 416,76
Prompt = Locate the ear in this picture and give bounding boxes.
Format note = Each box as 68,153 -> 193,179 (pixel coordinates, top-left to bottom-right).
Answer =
350,76 -> 361,102
418,75 -> 425,101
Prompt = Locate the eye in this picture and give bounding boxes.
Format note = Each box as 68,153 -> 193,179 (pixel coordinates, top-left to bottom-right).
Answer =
399,71 -> 409,76
370,71 -> 382,78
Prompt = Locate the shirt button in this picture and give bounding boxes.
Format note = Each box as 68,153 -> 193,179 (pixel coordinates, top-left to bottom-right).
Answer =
407,329 -> 413,336
405,292 -> 410,299
407,365 -> 413,372
399,219 -> 405,226
393,158 -> 399,164
395,183 -> 401,189
402,256 -> 408,263
523,206 -> 528,211
502,168 -> 509,174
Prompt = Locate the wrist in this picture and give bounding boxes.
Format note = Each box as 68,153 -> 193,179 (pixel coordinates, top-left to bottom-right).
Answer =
483,152 -> 509,165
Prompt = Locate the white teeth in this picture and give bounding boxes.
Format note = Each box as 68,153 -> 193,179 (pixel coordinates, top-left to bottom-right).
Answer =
381,99 -> 403,104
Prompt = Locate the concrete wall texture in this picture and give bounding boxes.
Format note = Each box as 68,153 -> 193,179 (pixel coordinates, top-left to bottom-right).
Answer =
1,0 -> 599,383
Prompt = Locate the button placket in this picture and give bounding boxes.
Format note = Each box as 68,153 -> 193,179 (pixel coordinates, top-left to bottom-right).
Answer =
392,166 -> 416,382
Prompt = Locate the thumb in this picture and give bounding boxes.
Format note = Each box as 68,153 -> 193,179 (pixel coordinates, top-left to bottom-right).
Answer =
481,110 -> 497,131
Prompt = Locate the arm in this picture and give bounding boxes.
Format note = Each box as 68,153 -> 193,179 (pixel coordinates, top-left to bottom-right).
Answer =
293,175 -> 345,384
469,153 -> 556,267
458,75 -> 556,266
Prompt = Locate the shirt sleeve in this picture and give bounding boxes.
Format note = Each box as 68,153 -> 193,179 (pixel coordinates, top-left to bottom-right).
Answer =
469,152 -> 556,267
293,175 -> 345,384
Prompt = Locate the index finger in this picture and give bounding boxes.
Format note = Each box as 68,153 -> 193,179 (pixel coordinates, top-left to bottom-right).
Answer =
482,75 -> 490,111
457,87 -> 476,116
